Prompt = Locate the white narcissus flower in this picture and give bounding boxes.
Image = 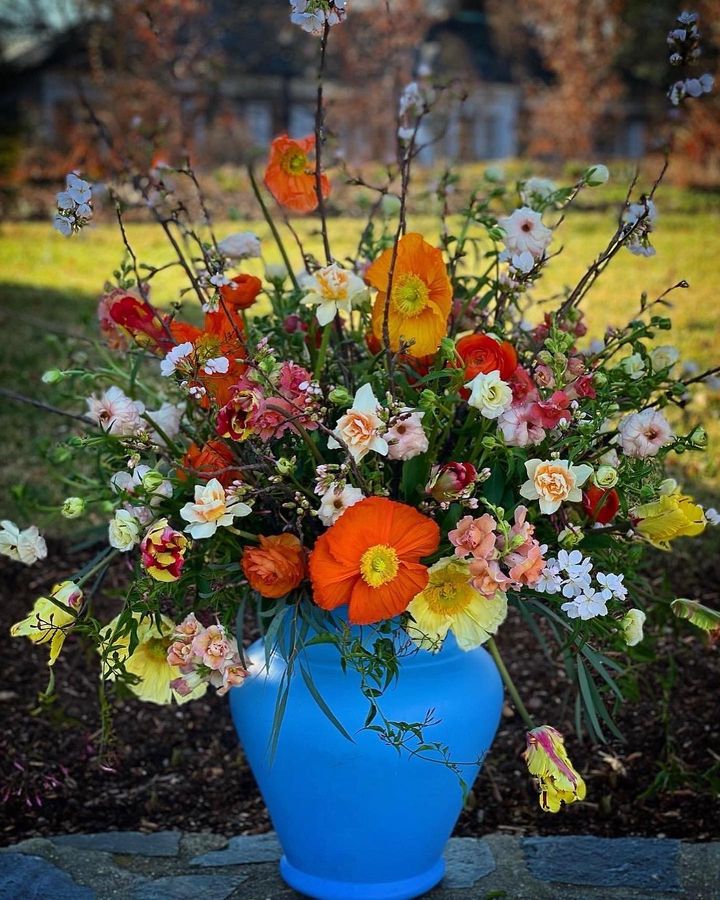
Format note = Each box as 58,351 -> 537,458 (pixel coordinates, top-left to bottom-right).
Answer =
0,520 -> 47,565
180,478 -> 251,539
498,207 -> 552,260
86,386 -> 145,436
217,231 -> 261,260
617,409 -> 673,458
621,608 -> 646,646
318,483 -> 365,526
520,459 -> 593,515
466,371 -> 513,419
108,509 -> 141,552
650,345 -> 679,371
328,383 -> 388,462
301,263 -> 368,327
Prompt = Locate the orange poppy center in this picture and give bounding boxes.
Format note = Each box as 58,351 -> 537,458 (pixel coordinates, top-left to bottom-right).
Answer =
359,544 -> 399,588
391,273 -> 430,317
281,148 -> 308,175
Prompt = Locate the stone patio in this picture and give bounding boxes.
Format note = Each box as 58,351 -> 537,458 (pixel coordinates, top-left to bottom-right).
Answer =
1,831 -> 719,898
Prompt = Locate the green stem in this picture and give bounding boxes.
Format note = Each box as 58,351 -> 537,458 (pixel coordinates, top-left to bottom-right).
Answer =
247,166 -> 299,291
227,527 -> 260,542
313,323 -> 332,381
487,637 -> 535,730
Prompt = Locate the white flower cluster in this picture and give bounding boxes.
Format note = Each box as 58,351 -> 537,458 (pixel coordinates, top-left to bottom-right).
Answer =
290,0 -> 347,34
53,173 -> 92,237
622,198 -> 658,257
666,11 -> 714,104
668,73 -> 714,106
535,549 -> 627,621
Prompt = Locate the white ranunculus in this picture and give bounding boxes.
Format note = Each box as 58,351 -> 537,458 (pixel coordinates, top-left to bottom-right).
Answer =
466,371 -> 513,419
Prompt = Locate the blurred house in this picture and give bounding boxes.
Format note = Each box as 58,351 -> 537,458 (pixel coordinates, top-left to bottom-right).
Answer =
0,0 -> 647,184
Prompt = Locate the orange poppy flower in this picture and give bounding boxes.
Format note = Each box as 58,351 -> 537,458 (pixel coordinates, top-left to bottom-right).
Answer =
220,274 -> 263,310
264,134 -> 330,214
367,233 -> 452,358
309,497 -> 440,625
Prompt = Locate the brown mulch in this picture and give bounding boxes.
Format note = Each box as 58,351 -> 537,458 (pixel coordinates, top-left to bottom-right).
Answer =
1,540 -> 719,845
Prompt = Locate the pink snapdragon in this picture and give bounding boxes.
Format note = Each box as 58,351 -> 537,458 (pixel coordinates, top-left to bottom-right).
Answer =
530,391 -> 572,429
468,557 -> 513,597
499,404 -> 547,447
449,514 -> 497,559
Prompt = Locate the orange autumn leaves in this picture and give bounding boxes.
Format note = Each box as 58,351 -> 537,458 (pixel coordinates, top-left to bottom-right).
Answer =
240,498 -> 439,624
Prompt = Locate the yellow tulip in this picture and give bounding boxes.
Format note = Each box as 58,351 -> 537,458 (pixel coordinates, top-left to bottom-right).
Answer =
524,724 -> 586,813
632,492 -> 705,551
10,581 -> 82,665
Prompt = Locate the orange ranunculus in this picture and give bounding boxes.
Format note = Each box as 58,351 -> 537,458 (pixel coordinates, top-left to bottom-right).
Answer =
220,274 -> 263,310
264,134 -> 330,214
367,233 -> 452,358
179,440 -> 242,488
455,333 -> 518,382
309,497 -> 440,625
242,534 -> 307,599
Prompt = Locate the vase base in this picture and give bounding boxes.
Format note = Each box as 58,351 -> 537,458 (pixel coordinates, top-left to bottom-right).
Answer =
279,855 -> 445,900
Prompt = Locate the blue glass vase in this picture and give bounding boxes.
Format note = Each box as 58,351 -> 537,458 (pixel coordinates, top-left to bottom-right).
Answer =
229,613 -> 503,900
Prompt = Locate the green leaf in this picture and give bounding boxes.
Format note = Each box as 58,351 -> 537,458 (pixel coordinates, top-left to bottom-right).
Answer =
671,598 -> 720,632
299,664 -> 354,742
401,454 -> 431,503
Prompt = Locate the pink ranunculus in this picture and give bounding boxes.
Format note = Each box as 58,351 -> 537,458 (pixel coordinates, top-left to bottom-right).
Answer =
509,366 -> 539,404
530,391 -> 571,429
386,411 -> 429,461
618,409 -> 673,458
468,557 -> 512,597
498,404 -> 546,447
167,640 -> 194,668
448,514 -> 498,560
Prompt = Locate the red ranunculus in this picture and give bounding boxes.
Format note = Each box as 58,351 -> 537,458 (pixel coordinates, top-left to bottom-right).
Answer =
456,333 -> 518,382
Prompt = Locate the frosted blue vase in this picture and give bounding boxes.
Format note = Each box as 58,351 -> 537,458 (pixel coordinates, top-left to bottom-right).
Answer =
229,613 -> 503,900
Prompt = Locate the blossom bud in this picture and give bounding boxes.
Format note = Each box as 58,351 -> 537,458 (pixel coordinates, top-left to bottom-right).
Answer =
558,526 -> 584,548
438,337 -> 457,361
425,462 -> 477,502
689,425 -> 708,449
380,193 -> 402,217
481,436 -> 497,450
484,165 -> 504,183
658,478 -> 678,496
620,608 -> 646,647
593,372 -> 608,388
593,466 -> 618,489
61,497 -> 85,519
276,457 -> 296,476
328,386 -> 352,407
265,263 -> 288,284
537,350 -> 553,365
42,369 -> 65,384
418,389 -> 439,410
584,164 -> 609,186
141,469 -> 166,492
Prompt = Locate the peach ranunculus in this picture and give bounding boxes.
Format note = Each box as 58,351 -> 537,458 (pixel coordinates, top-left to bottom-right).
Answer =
468,557 -> 512,597
519,459 -> 593,515
327,383 -> 388,462
242,533 -> 307,598
448,514 -> 497,560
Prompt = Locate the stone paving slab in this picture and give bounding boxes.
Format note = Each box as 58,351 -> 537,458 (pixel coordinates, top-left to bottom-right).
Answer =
1,831 -> 718,899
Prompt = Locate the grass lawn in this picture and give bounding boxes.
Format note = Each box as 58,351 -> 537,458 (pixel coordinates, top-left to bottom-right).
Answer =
1,206 -> 719,525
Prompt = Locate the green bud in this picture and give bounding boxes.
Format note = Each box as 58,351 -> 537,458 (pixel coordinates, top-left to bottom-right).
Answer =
558,526 -> 584,549
438,337 -> 457,361
688,425 -> 708,449
593,465 -> 618,489
141,470 -> 166,492
487,226 -> 505,242
584,164 -> 609,186
418,389 -> 439,410
100,500 -> 115,514
42,369 -> 64,384
593,372 -> 608,388
61,497 -> 85,519
553,352 -> 567,368
328,386 -> 352,407
51,446 -> 73,464
484,165 -> 505,183
380,193 -> 402,218
276,457 -> 296,476
481,436 -> 497,450
537,350 -> 553,365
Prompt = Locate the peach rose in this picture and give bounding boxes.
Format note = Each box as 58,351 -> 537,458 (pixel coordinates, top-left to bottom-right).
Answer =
242,533 -> 307,598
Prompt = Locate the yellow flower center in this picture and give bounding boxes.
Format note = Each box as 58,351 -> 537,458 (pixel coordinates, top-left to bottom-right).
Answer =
391,273 -> 429,317
281,148 -> 308,175
359,544 -> 399,587
425,580 -> 472,616
142,636 -> 171,659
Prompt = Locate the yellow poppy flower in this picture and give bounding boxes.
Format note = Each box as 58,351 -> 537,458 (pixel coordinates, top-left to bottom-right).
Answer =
406,557 -> 507,652
10,581 -> 82,665
100,614 -> 206,705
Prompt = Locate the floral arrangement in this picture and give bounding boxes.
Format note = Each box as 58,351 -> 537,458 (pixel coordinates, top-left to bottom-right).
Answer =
5,5 -> 720,814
